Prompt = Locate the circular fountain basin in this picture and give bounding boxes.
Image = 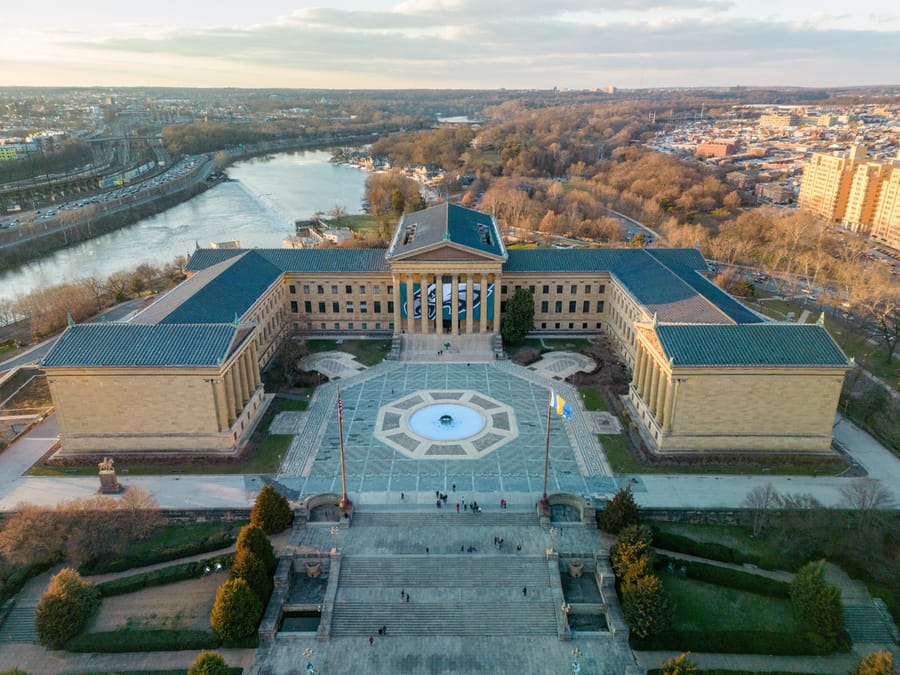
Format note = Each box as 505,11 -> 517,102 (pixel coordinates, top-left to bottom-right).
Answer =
408,403 -> 486,441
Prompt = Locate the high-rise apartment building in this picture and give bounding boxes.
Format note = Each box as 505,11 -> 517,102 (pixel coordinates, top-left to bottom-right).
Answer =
799,147 -> 900,248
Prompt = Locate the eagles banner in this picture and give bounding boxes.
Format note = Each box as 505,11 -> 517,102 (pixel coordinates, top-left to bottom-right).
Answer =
401,282 -> 494,321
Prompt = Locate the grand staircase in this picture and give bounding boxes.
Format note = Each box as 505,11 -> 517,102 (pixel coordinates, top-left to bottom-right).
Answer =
0,601 -> 37,643
329,554 -> 557,637
843,604 -> 896,644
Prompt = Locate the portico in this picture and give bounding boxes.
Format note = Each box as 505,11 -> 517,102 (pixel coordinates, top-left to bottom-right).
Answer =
386,202 -> 506,335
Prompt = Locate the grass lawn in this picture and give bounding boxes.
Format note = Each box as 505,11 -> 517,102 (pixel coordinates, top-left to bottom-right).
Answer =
304,338 -> 391,366
578,386 -> 608,411
118,521 -> 244,563
598,434 -> 847,476
662,571 -> 800,633
651,521 -> 787,568
829,326 -> 899,387
277,397 -> 308,412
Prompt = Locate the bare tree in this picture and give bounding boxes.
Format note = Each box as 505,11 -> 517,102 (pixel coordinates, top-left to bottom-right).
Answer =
118,485 -> 168,541
742,482 -> 781,536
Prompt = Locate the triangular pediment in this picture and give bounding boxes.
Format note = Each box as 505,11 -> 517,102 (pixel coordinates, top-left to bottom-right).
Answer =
390,240 -> 505,263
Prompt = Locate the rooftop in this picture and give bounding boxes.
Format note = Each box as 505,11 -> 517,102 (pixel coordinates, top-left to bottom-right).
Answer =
387,202 -> 506,260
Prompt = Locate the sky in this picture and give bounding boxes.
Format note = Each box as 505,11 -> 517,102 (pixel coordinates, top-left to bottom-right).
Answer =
1,0 -> 898,89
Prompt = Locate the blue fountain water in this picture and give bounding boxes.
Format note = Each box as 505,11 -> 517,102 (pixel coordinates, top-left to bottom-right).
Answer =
408,403 -> 485,441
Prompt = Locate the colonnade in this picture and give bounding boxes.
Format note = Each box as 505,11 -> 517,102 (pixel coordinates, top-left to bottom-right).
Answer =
632,342 -> 677,432
211,342 -> 262,432
391,270 -> 502,335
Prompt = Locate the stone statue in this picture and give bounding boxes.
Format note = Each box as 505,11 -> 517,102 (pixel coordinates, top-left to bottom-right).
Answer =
98,457 -> 121,493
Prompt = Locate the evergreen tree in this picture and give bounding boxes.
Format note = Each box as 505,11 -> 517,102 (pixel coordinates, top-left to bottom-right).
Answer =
35,568 -> 100,648
236,524 -> 276,574
598,486 -> 639,534
188,651 -> 231,675
789,560 -> 845,645
230,549 -> 272,603
210,578 -> 263,642
250,485 -> 293,535
501,287 -> 534,345
622,573 -> 673,638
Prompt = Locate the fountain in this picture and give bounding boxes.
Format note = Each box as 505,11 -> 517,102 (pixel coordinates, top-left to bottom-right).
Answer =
408,403 -> 486,441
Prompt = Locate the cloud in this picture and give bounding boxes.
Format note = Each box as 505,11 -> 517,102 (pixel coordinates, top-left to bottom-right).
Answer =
62,5 -> 900,88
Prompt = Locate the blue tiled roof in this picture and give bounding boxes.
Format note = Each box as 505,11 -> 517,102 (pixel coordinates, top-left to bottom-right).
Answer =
160,251 -> 283,324
42,323 -> 243,368
185,248 -> 391,274
656,324 -> 850,367
503,248 -> 632,273
387,203 -> 505,259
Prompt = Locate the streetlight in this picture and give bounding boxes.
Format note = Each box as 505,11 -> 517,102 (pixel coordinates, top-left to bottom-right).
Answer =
548,526 -> 559,555
330,525 -> 340,554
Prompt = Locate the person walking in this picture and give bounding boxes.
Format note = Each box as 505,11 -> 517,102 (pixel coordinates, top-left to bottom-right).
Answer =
456,503 -> 460,512
369,636 -> 374,645
522,586 -> 527,597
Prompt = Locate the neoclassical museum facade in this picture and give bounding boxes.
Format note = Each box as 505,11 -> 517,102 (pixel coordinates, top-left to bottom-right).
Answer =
42,203 -> 850,457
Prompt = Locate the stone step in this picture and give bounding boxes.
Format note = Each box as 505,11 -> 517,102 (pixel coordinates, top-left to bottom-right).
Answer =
339,555 -> 551,588
843,605 -> 895,643
330,600 -> 558,636
0,603 -> 37,643
351,511 -> 539,528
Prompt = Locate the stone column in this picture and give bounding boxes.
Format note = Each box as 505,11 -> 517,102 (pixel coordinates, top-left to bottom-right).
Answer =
662,378 -> 676,431
421,272 -> 429,335
655,375 -> 668,424
435,272 -> 444,334
213,380 -> 229,431
479,272 -> 488,334
634,347 -> 646,396
249,341 -> 261,386
407,273 -> 417,334
451,274 -> 459,336
223,369 -> 236,419
242,352 -> 255,397
492,273 -> 502,333
648,363 -> 660,416
465,273 -> 474,334
392,274 -> 401,334
235,356 -> 248,406
641,353 -> 653,401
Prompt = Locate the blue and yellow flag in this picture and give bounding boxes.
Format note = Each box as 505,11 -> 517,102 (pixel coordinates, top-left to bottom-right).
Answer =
550,389 -> 572,419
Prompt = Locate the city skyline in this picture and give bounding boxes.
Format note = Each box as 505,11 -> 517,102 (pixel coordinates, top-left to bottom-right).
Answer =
2,0 -> 899,89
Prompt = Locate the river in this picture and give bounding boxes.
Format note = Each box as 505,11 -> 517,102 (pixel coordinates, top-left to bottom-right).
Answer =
0,150 -> 368,304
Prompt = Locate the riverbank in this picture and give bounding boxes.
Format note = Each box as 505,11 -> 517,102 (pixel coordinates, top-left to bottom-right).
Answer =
0,132 -> 385,273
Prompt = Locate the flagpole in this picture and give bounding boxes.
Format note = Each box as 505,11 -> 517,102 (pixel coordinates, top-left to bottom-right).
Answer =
337,385 -> 351,510
541,388 -> 552,509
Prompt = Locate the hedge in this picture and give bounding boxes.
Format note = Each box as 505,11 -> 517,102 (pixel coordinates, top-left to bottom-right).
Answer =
650,529 -> 788,570
647,670 -> 826,675
79,532 -> 234,575
631,629 -> 847,655
96,554 -> 234,597
73,670 -> 242,675
656,555 -> 790,598
66,629 -> 259,653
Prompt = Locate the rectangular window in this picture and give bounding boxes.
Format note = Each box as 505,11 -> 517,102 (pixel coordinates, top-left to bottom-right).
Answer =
597,301 -> 605,312
571,284 -> 577,294
303,284 -> 310,294
529,285 -> 535,294
557,285 -> 563,294
362,323 -> 367,330
555,322 -> 560,329
290,300 -> 298,313
360,301 -> 368,314
317,285 -> 324,294
331,285 -> 338,295
584,285 -> 591,294
318,301 -> 326,313
334,322 -> 340,330
583,322 -> 588,329
374,301 -> 382,313
596,322 -> 602,329
387,285 -> 393,294
500,301 -> 507,313
388,301 -> 394,313
374,286 -> 381,295
583,300 -> 590,313
598,284 -> 606,293
501,285 -> 508,295
542,285 -> 549,294
289,284 -> 296,294
568,300 -> 576,312
540,300 -> 549,313
375,323 -> 381,330
332,301 -> 340,313
568,322 -> 574,329
359,285 -> 366,295
346,302 -> 354,313
320,323 -> 326,330
555,300 -> 562,313
304,301 -> 312,313
541,322 -> 547,329
345,285 -> 352,294
389,322 -> 394,330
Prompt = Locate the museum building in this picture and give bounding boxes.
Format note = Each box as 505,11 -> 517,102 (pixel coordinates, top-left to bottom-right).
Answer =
42,202 -> 850,457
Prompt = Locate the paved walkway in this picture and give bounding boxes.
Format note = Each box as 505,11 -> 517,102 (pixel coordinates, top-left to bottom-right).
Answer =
528,350 -> 596,380
297,351 -> 366,380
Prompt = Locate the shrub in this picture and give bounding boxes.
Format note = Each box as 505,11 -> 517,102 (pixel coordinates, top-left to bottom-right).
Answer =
210,578 -> 263,642
229,549 -> 272,603
790,560 -> 845,646
97,554 -> 234,597
79,530 -> 235,575
611,526 -> 655,587
250,485 -> 293,535
66,629 -> 220,653
650,529 -> 745,565
655,555 -> 790,598
661,653 -> 698,674
236,524 -> 276,574
622,573 -> 673,639
598,486 -> 639,534
631,629 -> 840,655
35,568 -> 100,648
189,651 -> 231,675
851,650 -> 895,675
